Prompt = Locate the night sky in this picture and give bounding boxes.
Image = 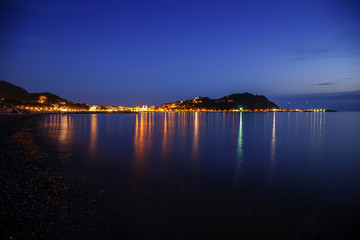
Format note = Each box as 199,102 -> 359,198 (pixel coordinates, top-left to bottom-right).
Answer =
1,0 -> 359,110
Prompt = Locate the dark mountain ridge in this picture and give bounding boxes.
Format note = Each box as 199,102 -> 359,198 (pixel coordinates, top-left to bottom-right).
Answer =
162,93 -> 279,110
1,80 -> 280,110
0,80 -> 67,104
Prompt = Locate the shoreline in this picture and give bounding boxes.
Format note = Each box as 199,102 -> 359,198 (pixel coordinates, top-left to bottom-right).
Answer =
0,115 -> 127,239
0,109 -> 338,117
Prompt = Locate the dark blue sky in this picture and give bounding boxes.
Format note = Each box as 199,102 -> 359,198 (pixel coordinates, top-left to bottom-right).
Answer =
1,0 -> 359,109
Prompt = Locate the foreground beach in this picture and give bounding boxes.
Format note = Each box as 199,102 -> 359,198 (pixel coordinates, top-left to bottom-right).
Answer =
0,114 -> 126,239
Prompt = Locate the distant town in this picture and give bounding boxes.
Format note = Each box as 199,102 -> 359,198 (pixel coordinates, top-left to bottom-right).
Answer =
0,80 -> 331,114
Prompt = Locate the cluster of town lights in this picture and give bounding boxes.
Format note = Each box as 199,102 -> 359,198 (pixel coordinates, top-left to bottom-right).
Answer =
0,95 -> 324,113
21,105 -> 327,113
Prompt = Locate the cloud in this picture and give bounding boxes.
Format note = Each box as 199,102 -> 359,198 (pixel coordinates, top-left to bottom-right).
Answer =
328,54 -> 356,58
338,77 -> 353,81
292,47 -> 335,55
270,90 -> 360,111
289,47 -> 334,56
316,82 -> 333,86
292,56 -> 310,61
288,47 -> 334,61
315,77 -> 353,86
287,46 -> 360,61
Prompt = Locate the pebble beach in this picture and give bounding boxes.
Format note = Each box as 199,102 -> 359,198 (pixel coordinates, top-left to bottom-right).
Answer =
0,114 -> 126,239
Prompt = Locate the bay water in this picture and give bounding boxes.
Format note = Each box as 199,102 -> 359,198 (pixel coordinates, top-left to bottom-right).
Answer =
36,112 -> 360,239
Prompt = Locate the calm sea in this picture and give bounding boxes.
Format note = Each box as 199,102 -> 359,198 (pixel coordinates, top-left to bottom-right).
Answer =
36,112 -> 360,239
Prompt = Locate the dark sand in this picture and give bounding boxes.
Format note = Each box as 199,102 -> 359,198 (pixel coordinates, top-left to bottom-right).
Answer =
0,114 -> 127,240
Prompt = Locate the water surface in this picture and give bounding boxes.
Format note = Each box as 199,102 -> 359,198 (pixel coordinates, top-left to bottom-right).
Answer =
36,112 -> 360,239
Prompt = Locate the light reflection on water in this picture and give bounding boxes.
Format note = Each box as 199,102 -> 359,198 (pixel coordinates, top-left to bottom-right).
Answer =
37,112 -> 360,238
192,112 -> 199,164
89,114 -> 98,159
39,112 -> 353,183
37,112 -> 356,184
234,112 -> 243,182
161,113 -> 168,159
268,112 -> 276,184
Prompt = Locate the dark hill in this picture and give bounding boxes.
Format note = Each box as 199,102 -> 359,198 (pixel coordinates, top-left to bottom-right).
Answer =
0,80 -> 67,104
0,80 -> 29,100
162,93 -> 279,110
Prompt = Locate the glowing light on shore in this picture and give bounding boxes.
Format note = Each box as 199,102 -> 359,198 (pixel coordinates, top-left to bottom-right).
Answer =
16,103 -> 329,113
